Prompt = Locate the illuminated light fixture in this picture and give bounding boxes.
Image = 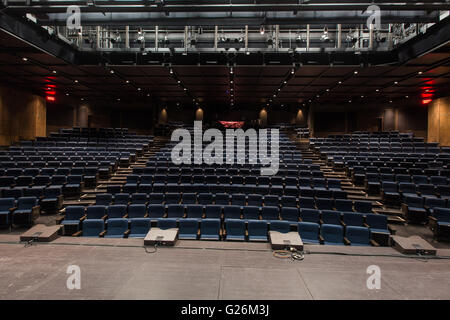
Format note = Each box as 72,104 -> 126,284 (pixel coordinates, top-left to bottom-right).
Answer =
316,95 -> 320,98
22,57 -> 28,61
422,99 -> 432,104
353,70 -> 358,74
126,80 -> 130,83
389,100 -> 393,103
320,27 -> 330,42
361,95 -> 364,98
230,67 -> 233,74
260,26 -> 265,35
326,89 -> 330,92
137,87 -> 141,91
183,88 -> 187,91
405,95 -> 409,98
147,93 -> 150,97
394,81 -> 398,85
110,70 -> 114,74
111,30 -> 121,44
231,88 -> 234,91
66,93 -> 69,96
74,80 -> 78,83
291,68 -> 295,74
418,71 -> 423,75
376,89 -> 379,92
177,80 -> 181,84
81,98 -> 84,101
348,100 -> 352,103
117,98 -> 120,101
52,70 -> 57,74
169,68 -> 173,74
46,96 -> 55,102
338,81 -> 342,84
278,88 -> 281,91
246,51 -> 250,55
230,80 -> 234,84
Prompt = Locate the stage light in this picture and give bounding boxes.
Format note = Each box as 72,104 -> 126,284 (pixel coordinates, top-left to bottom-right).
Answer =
320,27 -> 330,42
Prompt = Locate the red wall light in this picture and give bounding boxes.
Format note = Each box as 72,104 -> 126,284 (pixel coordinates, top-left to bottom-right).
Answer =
422,99 -> 432,105
46,96 -> 56,102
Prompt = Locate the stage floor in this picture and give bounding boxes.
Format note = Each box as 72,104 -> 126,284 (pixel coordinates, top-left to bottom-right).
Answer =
0,235 -> 449,300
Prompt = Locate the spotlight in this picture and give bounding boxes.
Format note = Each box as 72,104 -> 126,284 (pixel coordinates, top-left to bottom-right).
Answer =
260,26 -> 265,35
321,27 -> 330,42
418,71 -> 423,75
111,30 -> 121,44
230,67 -> 233,74
22,57 -> 28,61
291,68 -> 295,74
169,68 -> 173,74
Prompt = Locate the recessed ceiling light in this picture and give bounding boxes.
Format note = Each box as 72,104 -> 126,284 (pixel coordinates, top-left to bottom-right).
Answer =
117,98 -> 120,101
361,95 -> 364,98
389,100 -> 393,103
353,70 -> 358,74
65,93 -> 69,96
137,88 -> 141,91
147,93 -> 150,96
348,100 -> 352,103
230,80 -> 234,84
418,71 -> 423,75
338,81 -> 342,84
376,89 -> 380,92
169,68 -> 173,74
278,88 -> 281,91
394,81 -> 398,84
52,70 -> 57,74
74,80 -> 78,83
405,95 -> 409,98
22,57 -> 28,61
184,88 -> 187,91
326,89 -> 330,92
283,81 -> 287,84
110,70 -> 114,74
316,95 -> 320,97
246,51 -> 250,55
81,98 -> 84,101
126,80 -> 130,83
291,68 -> 295,74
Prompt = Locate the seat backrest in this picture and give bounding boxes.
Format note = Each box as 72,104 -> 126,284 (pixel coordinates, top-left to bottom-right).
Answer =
0,198 -> 15,211
321,210 -> 341,225
225,219 -> 245,236
157,218 -> 177,230
247,194 -> 263,206
106,218 -> 128,235
365,213 -> 388,230
96,193 -> 113,206
148,204 -> 165,218
65,206 -> 85,220
280,207 -> 298,221
404,195 -> 423,207
186,205 -> 203,218
248,220 -> 268,237
130,218 -> 151,235
342,212 -> 364,226
261,206 -> 279,220
17,197 -> 37,210
131,193 -> 148,204
205,205 -> 222,218
179,218 -> 199,235
298,222 -> 319,240
182,193 -> 197,204
243,206 -> 259,220
114,193 -> 130,205
167,204 -> 184,218
321,224 -> 343,244
200,218 -> 220,235
270,220 -> 290,233
107,205 -> 127,219
223,205 -> 241,219
300,208 -> 320,223
86,205 -> 107,219
346,226 -> 370,245
198,193 -> 213,204
433,208 -> 450,222
215,193 -> 229,205
82,219 -> 104,237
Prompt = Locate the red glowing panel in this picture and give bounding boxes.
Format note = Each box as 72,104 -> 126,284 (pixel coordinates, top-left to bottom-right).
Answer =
46,96 -> 56,102
219,121 -> 245,128
421,93 -> 433,98
422,99 -> 432,105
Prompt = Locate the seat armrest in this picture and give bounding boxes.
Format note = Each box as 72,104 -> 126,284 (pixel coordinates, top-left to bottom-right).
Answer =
388,225 -> 396,235
55,215 -> 65,224
9,207 -> 17,213
428,216 -> 437,221
99,230 -> 106,237
124,229 -> 130,237
341,221 -> 347,227
319,235 -> 324,244
80,215 -> 87,222
343,237 -> 351,245
370,239 -> 380,247
363,222 -> 369,228
101,215 -> 107,220
72,230 -> 82,237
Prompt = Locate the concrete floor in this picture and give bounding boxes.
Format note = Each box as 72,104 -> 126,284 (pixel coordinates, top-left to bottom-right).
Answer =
0,234 -> 449,300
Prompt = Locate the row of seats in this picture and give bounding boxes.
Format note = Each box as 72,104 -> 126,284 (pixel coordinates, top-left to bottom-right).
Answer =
95,193 -> 371,211
61,203 -> 379,224
75,217 -> 380,246
0,197 -> 40,227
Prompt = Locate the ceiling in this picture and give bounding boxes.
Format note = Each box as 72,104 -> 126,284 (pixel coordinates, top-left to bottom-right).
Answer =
0,16 -> 449,108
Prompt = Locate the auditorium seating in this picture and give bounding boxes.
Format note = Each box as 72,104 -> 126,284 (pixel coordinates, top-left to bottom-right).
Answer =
0,127 -> 153,228
311,132 -> 449,229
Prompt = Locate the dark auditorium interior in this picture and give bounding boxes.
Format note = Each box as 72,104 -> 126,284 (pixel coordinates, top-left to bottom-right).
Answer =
0,0 -> 450,301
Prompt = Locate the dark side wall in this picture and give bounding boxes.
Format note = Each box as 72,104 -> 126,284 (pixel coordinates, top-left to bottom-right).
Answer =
310,100 -> 428,139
